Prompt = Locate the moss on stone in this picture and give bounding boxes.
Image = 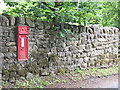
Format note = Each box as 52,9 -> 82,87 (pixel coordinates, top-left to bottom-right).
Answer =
102,59 -> 108,64
49,54 -> 59,61
113,54 -> 118,58
33,69 -> 39,75
109,54 -> 113,59
40,59 -> 49,67
3,70 -> 9,75
30,50 -> 38,58
99,54 -> 105,59
9,72 -> 16,78
6,42 -> 16,46
15,75 -> 20,79
90,63 -> 94,66
18,68 -> 27,77
41,69 -> 45,74
53,62 -> 58,66
95,60 -> 101,66
9,64 -> 17,72
115,58 -> 118,64
109,59 -> 113,62
59,68 -> 67,74
32,62 -> 39,67
3,70 -> 9,79
28,63 -> 37,73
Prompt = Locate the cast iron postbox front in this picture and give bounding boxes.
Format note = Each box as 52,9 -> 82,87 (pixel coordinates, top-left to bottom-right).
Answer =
18,26 -> 29,61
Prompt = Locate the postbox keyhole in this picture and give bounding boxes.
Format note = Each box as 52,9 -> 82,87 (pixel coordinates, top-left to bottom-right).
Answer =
21,46 -> 24,50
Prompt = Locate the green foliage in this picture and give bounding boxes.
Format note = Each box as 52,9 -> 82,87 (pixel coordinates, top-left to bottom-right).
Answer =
75,68 -> 83,75
2,2 -> 119,28
100,2 -> 119,28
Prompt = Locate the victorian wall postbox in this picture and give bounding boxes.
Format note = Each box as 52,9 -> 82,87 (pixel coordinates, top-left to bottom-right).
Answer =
18,26 -> 29,61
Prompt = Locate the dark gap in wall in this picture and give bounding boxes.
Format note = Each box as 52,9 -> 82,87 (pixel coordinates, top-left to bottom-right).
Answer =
13,26 -> 18,60
103,29 -> 105,33
78,27 -> 81,33
86,27 -> 88,32
90,27 -> 94,34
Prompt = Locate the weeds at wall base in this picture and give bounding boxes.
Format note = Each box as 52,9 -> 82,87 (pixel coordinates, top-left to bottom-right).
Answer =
2,66 -> 118,88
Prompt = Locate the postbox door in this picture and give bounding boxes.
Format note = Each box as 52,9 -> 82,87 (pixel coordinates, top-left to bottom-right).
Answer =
18,35 -> 28,61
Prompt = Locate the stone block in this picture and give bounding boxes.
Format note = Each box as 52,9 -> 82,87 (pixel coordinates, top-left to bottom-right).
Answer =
78,45 -> 85,50
0,16 -> 1,26
2,14 -> 15,26
0,74 -> 2,80
6,42 -> 16,46
9,77 -> 15,83
113,48 -> 118,54
26,72 -> 34,80
81,38 -> 87,44
0,53 -> 4,58
88,28 -> 93,34
67,56 -> 72,61
92,24 -> 100,34
89,60 -> 95,66
69,46 -> 74,51
9,15 -> 15,26
80,53 -> 86,58
4,53 -> 13,58
43,21 -> 51,29
84,57 -> 89,63
96,46 -> 104,50
114,43 -> 118,48
16,17 -> 25,25
26,18 -> 35,27
72,54 -> 76,58
73,25 -> 79,33
36,20 -> 44,29
61,42 -> 66,48
51,47 -> 57,53
1,15 -> 9,26
65,52 -> 71,57
2,47 -> 9,53
98,38 -> 107,42
76,53 -> 81,58
57,52 -> 65,57
78,58 -> 83,64
64,47 -> 69,51
81,63 -> 87,68
9,46 -> 17,52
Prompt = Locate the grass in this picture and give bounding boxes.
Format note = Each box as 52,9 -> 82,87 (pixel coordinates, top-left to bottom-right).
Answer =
62,80 -> 66,83
3,76 -> 50,88
75,66 -> 118,79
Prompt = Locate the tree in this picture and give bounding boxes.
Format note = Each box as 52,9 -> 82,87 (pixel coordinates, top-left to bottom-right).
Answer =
100,2 -> 119,28
2,2 -> 119,28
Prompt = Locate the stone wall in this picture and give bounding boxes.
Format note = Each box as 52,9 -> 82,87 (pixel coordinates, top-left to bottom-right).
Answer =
0,15 -> 119,82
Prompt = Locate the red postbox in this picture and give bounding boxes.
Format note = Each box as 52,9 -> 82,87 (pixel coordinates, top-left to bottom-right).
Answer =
18,26 -> 29,61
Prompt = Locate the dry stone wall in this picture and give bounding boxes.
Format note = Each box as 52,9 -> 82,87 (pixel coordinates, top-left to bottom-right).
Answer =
0,15 -> 119,82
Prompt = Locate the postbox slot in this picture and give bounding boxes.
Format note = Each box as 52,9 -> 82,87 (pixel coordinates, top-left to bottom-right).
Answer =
21,38 -> 24,47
